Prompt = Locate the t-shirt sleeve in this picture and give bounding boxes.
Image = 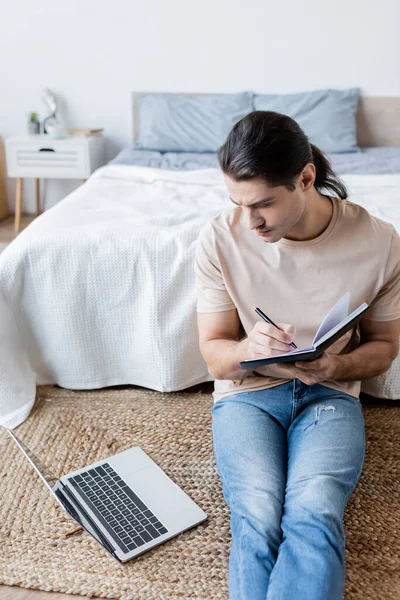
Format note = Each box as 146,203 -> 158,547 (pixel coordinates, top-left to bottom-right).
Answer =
363,226 -> 400,322
194,221 -> 236,313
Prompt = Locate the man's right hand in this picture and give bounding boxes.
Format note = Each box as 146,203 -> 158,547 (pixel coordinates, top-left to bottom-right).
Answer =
240,321 -> 296,360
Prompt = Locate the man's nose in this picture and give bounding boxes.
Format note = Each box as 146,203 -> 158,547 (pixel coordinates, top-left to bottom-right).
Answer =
246,211 -> 263,230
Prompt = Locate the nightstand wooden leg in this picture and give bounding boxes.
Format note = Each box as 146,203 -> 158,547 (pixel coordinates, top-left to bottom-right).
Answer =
15,177 -> 23,232
81,179 -> 86,184
36,178 -> 41,215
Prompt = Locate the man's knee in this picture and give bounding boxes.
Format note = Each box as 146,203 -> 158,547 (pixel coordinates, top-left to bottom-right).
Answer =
282,475 -> 347,538
229,483 -> 284,545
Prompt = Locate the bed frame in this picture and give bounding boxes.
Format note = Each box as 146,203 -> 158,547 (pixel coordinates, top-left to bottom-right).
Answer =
132,93 -> 400,148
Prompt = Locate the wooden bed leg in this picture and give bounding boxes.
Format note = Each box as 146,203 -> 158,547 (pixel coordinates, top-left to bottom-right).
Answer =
15,177 -> 23,232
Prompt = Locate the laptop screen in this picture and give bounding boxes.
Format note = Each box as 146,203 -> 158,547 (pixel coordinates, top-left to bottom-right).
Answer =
5,427 -> 67,511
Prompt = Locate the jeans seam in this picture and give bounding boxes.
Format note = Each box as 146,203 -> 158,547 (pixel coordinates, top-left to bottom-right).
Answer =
340,434 -> 366,537
290,395 -> 298,425
290,382 -> 296,425
237,515 -> 245,600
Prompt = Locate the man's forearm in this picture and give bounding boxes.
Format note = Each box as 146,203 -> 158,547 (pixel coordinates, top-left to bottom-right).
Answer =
202,337 -> 250,381
204,338 -> 397,383
331,340 -> 396,381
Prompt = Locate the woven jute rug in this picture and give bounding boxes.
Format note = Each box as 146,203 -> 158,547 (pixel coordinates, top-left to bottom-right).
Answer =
0,385 -> 399,600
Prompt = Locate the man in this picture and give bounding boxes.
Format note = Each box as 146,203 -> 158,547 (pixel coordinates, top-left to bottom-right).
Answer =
194,111 -> 400,600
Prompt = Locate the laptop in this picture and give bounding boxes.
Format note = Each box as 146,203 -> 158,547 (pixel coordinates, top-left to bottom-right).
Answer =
5,427 -> 207,563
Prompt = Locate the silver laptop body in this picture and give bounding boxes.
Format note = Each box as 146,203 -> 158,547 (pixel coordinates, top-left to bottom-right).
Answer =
6,428 -> 207,563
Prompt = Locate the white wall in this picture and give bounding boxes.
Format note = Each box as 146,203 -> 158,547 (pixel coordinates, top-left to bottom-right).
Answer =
1,0 -> 399,213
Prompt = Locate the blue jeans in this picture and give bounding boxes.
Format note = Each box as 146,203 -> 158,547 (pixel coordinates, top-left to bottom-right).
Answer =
211,379 -> 366,600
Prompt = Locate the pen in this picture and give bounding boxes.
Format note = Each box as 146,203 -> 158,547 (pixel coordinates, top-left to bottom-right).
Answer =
255,307 -> 298,349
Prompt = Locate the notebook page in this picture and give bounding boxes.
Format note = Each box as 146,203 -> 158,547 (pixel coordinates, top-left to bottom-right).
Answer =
241,345 -> 315,363
314,303 -> 368,348
313,292 -> 350,344
280,346 -> 315,355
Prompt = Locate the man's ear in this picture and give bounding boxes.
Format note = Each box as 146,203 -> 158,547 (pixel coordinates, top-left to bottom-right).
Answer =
299,163 -> 316,191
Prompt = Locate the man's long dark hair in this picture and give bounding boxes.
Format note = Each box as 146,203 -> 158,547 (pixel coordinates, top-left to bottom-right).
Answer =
218,111 -> 348,199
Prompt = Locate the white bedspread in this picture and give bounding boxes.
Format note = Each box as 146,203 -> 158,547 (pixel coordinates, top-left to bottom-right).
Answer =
1,166 -> 400,429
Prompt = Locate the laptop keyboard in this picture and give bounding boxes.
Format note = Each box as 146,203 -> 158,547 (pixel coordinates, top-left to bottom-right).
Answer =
69,462 -> 168,553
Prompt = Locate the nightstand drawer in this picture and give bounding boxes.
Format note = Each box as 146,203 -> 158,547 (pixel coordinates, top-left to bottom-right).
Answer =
6,141 -> 89,178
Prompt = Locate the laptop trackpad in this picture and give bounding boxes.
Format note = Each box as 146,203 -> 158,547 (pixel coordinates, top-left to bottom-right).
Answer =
109,447 -> 153,475
123,465 -> 181,519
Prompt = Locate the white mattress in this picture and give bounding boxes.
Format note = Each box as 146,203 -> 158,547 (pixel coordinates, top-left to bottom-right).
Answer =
1,166 -> 399,429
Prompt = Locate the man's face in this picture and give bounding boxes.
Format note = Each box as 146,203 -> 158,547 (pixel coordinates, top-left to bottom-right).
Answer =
224,173 -> 307,243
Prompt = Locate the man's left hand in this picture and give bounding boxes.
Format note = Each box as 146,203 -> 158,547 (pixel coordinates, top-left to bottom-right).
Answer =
279,351 -> 337,385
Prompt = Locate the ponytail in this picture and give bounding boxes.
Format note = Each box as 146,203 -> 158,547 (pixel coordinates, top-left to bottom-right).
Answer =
310,144 -> 348,200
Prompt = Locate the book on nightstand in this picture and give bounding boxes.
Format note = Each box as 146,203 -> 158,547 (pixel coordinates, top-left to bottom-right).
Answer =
67,128 -> 104,137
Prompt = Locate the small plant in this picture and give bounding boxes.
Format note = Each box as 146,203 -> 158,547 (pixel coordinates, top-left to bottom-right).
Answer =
27,112 -> 40,134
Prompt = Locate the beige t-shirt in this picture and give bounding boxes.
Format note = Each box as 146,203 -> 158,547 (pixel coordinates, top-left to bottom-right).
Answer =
195,195 -> 400,403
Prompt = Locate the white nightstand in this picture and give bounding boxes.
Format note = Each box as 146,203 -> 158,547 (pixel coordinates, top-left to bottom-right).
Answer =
5,134 -> 105,231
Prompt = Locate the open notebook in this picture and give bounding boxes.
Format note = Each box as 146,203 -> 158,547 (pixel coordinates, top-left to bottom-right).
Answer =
240,292 -> 369,370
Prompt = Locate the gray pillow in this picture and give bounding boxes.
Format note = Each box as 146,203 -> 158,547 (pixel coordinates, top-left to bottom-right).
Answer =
135,92 -> 253,153
253,88 -> 361,153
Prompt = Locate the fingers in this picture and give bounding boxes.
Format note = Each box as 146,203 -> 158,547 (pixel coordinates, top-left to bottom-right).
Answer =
257,321 -> 296,353
255,338 -> 293,355
251,345 -> 286,358
294,356 -> 324,370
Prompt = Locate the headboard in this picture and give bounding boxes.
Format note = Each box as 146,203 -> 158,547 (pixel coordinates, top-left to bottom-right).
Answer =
356,96 -> 400,147
132,93 -> 400,148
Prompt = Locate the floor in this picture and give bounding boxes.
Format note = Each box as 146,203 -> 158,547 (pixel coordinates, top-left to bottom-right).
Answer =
0,586 -> 97,600
0,214 -> 36,252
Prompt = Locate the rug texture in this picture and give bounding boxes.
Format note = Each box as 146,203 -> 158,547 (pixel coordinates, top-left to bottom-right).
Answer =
0,385 -> 399,600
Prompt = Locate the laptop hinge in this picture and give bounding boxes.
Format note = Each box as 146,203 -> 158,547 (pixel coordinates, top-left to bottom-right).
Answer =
57,482 -> 120,561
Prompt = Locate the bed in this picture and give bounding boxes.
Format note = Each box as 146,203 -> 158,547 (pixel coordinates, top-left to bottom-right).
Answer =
1,92 -> 400,430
